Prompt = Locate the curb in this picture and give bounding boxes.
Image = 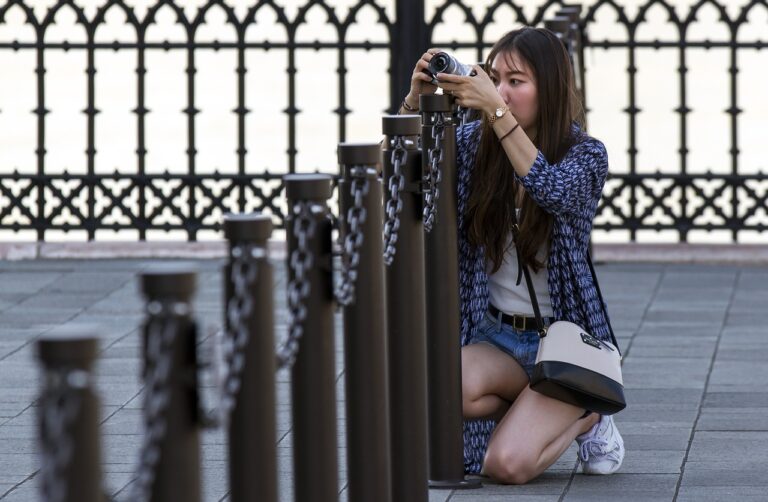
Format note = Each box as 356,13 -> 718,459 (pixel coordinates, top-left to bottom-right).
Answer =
0,241 -> 766,264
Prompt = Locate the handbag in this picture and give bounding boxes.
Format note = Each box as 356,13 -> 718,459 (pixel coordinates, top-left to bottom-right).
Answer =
508,213 -> 626,415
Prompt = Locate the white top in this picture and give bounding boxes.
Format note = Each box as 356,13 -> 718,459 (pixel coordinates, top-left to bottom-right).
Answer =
487,232 -> 554,317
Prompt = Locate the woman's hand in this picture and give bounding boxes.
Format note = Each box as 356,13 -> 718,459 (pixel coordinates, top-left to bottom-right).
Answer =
435,65 -> 505,116
404,48 -> 441,109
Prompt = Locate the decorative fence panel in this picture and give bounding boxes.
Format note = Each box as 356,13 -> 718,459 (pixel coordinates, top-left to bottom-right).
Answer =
0,0 -> 765,242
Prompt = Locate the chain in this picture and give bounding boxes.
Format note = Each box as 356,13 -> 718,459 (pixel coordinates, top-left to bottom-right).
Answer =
130,301 -> 187,502
39,367 -> 88,502
218,243 -> 262,425
423,112 -> 445,232
276,201 -> 317,369
456,105 -> 471,126
383,136 -> 408,265
335,166 -> 370,306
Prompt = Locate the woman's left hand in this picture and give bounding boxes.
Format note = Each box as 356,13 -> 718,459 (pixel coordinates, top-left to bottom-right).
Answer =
436,65 -> 505,116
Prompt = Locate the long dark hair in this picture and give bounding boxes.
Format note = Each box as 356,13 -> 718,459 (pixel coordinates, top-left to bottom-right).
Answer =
467,27 -> 584,273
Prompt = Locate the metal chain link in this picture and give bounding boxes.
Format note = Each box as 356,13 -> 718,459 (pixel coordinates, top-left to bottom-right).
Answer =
423,112 -> 446,232
130,301 -> 187,502
335,166 -> 370,306
39,367 -> 88,502
456,105 -> 471,127
276,201 -> 317,369
218,243 -> 262,425
383,136 -> 408,266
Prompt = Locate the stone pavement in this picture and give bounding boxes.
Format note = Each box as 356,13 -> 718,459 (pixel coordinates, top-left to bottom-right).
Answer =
0,258 -> 766,501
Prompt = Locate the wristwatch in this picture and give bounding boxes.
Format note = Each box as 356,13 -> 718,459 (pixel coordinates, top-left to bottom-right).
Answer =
489,106 -> 509,125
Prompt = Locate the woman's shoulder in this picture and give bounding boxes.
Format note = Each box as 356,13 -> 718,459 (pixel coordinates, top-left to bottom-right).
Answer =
569,125 -> 607,159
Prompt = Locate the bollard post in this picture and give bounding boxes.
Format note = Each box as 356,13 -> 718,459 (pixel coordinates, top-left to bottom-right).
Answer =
337,143 -> 392,502
283,174 -> 337,502
382,114 -> 430,501
135,267 -> 201,502
556,4 -> 587,124
420,94 -> 481,489
37,330 -> 102,502
223,213 -> 277,502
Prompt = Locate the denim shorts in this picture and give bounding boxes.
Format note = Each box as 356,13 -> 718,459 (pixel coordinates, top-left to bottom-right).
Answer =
468,310 -> 541,379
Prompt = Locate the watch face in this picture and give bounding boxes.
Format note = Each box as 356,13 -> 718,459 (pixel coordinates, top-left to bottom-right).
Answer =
495,108 -> 504,117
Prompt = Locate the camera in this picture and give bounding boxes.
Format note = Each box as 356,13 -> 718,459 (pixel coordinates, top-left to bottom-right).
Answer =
426,52 -> 475,83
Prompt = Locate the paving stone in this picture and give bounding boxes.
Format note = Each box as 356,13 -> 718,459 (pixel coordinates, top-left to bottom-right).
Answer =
696,407 -> 768,431
621,357 -> 710,389
715,346 -> 768,361
613,449 -> 685,474
565,473 -> 678,501
621,432 -> 691,451
625,334 -> 717,359
618,406 -> 698,424
634,324 -> 722,337
686,431 -> 768,464
703,391 -> 768,408
677,486 -> 768,502
0,483 -> 39,502
709,360 -> 768,386
623,388 -> 703,406
680,466 -> 768,486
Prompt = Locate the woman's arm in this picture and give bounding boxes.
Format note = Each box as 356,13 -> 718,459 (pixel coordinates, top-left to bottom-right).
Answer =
516,139 -> 609,215
435,69 -> 608,215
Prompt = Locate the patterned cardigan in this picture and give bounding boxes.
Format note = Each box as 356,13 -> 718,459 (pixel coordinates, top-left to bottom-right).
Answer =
456,120 -> 613,473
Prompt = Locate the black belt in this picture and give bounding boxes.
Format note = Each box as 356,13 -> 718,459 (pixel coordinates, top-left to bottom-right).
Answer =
488,304 -> 555,331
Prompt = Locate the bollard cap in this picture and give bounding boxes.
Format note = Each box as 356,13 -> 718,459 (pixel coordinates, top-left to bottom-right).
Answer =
382,115 -> 421,136
337,143 -> 382,167
139,264 -> 197,302
419,93 -> 454,113
284,173 -> 334,201
37,327 -> 99,368
223,213 -> 273,243
545,17 -> 571,37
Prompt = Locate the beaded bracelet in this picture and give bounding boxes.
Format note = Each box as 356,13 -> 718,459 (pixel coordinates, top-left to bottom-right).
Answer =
401,99 -> 418,112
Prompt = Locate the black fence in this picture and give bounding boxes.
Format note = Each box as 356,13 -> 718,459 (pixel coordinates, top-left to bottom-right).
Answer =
0,0 -> 766,241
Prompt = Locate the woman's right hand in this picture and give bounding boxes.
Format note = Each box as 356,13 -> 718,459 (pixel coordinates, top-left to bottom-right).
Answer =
404,48 -> 441,108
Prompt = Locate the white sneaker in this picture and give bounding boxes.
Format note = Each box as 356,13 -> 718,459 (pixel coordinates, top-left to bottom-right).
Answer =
576,414 -> 625,475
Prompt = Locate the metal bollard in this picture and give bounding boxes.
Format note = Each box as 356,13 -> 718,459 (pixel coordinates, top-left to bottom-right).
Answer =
223,213 -> 277,502
545,16 -> 571,40
382,114 -> 430,502
420,95 -> 481,489
284,174 -> 337,502
556,5 -> 586,123
337,143 -> 392,502
135,267 -> 201,502
37,330 -> 102,502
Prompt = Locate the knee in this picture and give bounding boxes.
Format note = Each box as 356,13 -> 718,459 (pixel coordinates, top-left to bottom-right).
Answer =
483,446 -> 537,485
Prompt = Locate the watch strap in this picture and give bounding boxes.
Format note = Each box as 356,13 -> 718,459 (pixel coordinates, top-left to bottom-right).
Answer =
489,106 -> 508,124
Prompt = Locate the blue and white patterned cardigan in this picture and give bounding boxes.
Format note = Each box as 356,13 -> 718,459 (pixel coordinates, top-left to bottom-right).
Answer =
456,120 -> 612,473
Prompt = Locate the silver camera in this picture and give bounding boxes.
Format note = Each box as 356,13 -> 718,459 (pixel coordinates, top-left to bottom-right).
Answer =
426,51 -> 475,83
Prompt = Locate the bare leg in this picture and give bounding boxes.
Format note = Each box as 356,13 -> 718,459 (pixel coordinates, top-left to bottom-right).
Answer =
482,386 -> 599,484
461,343 -> 530,420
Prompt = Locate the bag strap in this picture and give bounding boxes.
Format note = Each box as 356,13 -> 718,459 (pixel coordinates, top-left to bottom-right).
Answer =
508,206 -> 546,337
508,202 -> 621,356
586,251 -> 621,357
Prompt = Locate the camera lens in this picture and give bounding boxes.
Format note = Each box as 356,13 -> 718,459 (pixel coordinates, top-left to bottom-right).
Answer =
429,53 -> 452,75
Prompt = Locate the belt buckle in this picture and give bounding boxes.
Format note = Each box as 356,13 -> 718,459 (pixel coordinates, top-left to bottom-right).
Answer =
512,315 -> 526,331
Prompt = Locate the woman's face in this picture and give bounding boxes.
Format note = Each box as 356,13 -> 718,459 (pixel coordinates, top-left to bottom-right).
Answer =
490,50 -> 538,135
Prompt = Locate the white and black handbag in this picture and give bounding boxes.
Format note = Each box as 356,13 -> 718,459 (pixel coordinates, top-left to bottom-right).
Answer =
509,217 -> 626,415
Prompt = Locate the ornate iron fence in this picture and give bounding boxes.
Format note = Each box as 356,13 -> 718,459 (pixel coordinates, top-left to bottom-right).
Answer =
0,0 -> 766,241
